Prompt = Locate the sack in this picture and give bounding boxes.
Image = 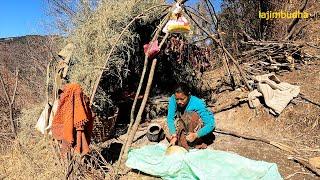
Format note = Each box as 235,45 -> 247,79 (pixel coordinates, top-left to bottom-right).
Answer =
35,103 -> 52,134
143,40 -> 160,58
163,14 -> 190,34
46,99 -> 60,135
172,3 -> 182,15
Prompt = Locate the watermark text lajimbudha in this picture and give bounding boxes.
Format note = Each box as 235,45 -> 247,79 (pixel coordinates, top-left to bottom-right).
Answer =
259,11 -> 309,20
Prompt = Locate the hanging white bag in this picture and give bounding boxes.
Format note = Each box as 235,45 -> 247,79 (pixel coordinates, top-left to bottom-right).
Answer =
35,103 -> 52,134
46,99 -> 59,135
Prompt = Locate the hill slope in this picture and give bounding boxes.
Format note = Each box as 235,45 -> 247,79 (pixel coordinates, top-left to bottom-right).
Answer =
0,35 -> 57,132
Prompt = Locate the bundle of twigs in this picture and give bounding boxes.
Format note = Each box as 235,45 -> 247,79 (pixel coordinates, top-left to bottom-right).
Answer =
240,40 -> 311,75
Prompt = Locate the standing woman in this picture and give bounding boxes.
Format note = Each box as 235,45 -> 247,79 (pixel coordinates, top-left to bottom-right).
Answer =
167,82 -> 215,150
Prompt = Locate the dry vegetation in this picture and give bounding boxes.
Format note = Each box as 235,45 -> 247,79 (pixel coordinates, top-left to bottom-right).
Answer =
0,0 -> 319,179
0,104 -> 64,179
65,0 -> 165,97
1,104 -> 112,179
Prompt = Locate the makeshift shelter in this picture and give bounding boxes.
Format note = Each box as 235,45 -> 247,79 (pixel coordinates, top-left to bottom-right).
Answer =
54,0 -> 220,144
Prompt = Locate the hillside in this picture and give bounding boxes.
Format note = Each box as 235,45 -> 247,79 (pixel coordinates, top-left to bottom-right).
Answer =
0,35 -> 57,132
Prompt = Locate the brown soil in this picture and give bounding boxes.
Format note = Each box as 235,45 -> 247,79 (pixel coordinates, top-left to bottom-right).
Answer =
213,60 -> 320,180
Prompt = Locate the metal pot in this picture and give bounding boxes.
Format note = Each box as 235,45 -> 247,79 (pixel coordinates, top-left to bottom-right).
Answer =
146,123 -> 164,142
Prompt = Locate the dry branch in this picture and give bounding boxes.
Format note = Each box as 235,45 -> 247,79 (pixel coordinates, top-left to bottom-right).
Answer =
288,156 -> 320,177
239,39 -> 317,75
299,93 -> 320,107
214,128 -> 298,154
285,0 -> 309,40
184,7 -> 253,91
0,68 -> 19,137
209,98 -> 247,113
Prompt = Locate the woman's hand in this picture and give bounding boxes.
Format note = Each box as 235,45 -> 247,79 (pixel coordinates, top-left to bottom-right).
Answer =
169,135 -> 177,146
186,132 -> 198,142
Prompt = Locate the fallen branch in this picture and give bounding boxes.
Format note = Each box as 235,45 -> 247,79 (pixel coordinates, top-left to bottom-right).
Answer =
306,43 -> 320,49
288,156 -> 320,177
286,24 -> 308,41
214,128 -> 299,154
210,99 -> 247,113
299,93 -> 320,107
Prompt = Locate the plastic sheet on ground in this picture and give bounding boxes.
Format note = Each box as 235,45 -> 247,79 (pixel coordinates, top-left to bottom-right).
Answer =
126,143 -> 283,180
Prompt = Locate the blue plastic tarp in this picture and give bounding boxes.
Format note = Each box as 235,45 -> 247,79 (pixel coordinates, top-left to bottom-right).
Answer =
126,143 -> 283,180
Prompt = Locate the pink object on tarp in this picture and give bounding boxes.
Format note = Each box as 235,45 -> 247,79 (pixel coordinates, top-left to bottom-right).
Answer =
143,40 -> 160,59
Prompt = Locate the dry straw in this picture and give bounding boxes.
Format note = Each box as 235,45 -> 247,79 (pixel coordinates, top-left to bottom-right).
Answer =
0,0 -> 166,179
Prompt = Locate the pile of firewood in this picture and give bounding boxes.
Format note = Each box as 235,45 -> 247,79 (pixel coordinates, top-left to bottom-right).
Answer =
239,40 -> 318,75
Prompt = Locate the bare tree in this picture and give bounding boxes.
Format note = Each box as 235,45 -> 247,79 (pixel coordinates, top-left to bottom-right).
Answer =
0,68 -> 19,137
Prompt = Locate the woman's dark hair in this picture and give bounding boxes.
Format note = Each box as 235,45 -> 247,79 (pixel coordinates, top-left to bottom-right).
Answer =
174,82 -> 191,95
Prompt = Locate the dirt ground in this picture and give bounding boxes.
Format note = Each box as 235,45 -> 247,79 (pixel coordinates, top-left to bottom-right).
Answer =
121,60 -> 320,180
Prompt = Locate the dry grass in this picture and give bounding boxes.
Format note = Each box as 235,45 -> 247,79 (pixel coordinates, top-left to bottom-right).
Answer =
66,0 -> 165,96
0,104 -> 115,179
0,104 -> 65,179
0,2 -> 168,178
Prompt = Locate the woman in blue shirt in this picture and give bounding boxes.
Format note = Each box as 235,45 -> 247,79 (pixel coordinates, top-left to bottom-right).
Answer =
167,83 -> 215,149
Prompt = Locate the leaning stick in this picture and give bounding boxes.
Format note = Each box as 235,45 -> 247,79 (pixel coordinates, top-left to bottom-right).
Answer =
122,58 -> 158,159
116,34 -> 169,174
115,7 -> 172,174
116,17 -> 169,170
118,0 -> 188,171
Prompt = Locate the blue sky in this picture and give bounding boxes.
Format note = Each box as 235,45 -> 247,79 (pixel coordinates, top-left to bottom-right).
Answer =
0,0 -> 222,38
0,0 -> 53,38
